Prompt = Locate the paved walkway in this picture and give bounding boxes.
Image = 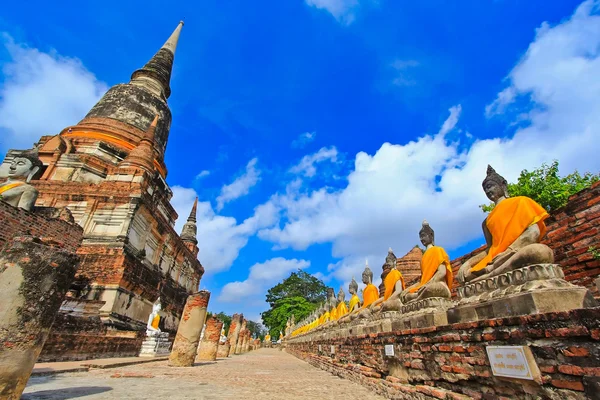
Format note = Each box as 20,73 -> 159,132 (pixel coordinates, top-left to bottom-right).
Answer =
23,349 -> 384,400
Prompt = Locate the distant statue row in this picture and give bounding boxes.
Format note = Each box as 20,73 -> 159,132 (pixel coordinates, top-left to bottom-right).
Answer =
290,165 -> 553,336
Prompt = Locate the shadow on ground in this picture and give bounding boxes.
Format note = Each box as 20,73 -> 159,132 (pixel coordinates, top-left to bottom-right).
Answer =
21,386 -> 112,399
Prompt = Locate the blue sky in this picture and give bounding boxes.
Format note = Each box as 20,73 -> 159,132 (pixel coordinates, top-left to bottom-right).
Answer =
1,0 -> 600,322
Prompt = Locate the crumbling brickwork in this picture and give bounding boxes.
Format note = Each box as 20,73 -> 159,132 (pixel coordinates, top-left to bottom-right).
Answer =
287,308 -> 600,399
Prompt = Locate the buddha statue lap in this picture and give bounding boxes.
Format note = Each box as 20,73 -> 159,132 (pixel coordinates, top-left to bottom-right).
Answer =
0,150 -> 43,211
400,221 -> 453,304
457,166 -> 554,285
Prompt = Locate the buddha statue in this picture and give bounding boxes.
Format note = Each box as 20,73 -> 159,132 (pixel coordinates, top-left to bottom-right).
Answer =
335,287 -> 349,320
400,220 -> 453,303
355,263 -> 381,319
146,300 -> 162,336
457,165 -> 553,284
369,248 -> 405,312
326,287 -> 338,321
348,278 -> 361,312
0,150 -> 43,211
220,327 -> 227,343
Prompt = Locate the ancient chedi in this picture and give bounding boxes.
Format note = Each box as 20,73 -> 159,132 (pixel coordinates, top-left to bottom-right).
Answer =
0,22 -> 204,336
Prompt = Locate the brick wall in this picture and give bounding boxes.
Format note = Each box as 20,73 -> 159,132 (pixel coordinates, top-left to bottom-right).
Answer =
449,181 -> 600,296
39,331 -> 145,362
38,312 -> 145,362
0,201 -> 83,252
287,308 -> 600,399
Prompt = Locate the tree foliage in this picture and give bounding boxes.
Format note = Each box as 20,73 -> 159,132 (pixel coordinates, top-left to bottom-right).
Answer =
261,270 -> 327,339
246,320 -> 267,340
265,270 -> 327,306
480,160 -> 599,213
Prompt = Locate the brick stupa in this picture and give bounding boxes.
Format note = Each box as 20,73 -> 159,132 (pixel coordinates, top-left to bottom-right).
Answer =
0,21 -> 204,335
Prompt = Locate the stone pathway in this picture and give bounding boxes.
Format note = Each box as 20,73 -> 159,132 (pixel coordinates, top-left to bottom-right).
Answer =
23,348 -> 385,400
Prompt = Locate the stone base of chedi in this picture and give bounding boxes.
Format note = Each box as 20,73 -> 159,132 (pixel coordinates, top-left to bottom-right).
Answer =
139,332 -> 172,357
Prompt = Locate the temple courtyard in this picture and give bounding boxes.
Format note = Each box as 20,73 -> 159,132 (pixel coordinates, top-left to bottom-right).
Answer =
22,348 -> 384,400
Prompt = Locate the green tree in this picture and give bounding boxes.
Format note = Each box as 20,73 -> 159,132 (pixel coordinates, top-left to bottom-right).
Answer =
261,270 -> 327,339
480,160 -> 599,213
246,320 -> 267,340
265,270 -> 327,306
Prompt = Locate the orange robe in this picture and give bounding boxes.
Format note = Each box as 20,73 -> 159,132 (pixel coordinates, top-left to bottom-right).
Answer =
409,246 -> 452,293
151,315 -> 160,329
0,181 -> 25,195
471,196 -> 549,273
362,284 -> 379,308
348,294 -> 360,312
383,268 -> 405,300
330,307 -> 338,321
323,311 -> 330,323
336,301 -> 348,319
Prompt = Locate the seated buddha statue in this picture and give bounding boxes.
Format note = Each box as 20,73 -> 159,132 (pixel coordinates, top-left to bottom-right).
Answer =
348,278 -> 361,312
457,165 -> 553,285
370,248 -> 405,312
335,287 -> 349,320
356,263 -> 384,319
0,150 -> 43,211
146,300 -> 162,336
325,287 -> 337,322
400,221 -> 453,303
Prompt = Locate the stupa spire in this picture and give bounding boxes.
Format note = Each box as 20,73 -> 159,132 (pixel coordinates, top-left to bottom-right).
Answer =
181,197 -> 199,245
130,21 -> 184,99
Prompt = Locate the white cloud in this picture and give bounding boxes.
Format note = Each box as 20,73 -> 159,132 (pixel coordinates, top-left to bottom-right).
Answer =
305,0 -> 360,24
254,1 -> 600,284
216,158 -> 261,211
171,186 -> 278,274
218,257 -> 310,304
291,131 -> 317,148
289,146 -> 338,177
195,170 -> 210,179
0,33 -> 107,150
391,59 -> 420,87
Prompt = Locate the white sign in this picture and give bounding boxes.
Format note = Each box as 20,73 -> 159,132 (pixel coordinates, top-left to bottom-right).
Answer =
318,345 -> 322,352
384,344 -> 395,357
330,345 -> 335,354
486,346 -> 539,381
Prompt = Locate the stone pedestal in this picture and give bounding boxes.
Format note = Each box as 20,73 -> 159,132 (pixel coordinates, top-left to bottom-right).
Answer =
196,316 -> 223,362
227,313 -> 242,357
217,341 -> 230,358
449,264 -> 596,324
168,290 -> 210,367
139,332 -> 171,357
0,236 -> 79,400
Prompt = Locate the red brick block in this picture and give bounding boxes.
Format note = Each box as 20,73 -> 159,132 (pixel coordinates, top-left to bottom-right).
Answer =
558,365 -> 585,376
562,346 -> 590,357
551,379 -> 584,391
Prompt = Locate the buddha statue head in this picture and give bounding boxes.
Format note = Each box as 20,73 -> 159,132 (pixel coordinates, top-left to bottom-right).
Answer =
482,165 -> 509,202
385,247 -> 397,269
349,277 -> 358,295
362,265 -> 373,285
419,220 -> 435,247
4,151 -> 43,182
337,287 -> 345,302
